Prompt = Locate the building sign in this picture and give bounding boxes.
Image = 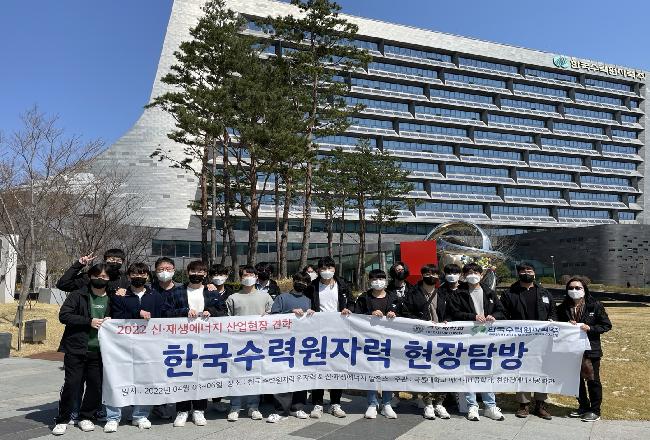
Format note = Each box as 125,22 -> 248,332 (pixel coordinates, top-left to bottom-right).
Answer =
553,55 -> 645,81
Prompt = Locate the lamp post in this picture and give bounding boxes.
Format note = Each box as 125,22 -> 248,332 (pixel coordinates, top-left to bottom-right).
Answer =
550,255 -> 556,285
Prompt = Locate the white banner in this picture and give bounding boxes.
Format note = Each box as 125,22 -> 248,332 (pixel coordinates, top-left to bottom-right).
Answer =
99,313 -> 590,406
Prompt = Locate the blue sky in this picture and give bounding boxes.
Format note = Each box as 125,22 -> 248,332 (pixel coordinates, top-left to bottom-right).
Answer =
1,0 -> 647,147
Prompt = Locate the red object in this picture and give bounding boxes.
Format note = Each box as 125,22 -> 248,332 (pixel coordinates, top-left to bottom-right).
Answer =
399,240 -> 437,286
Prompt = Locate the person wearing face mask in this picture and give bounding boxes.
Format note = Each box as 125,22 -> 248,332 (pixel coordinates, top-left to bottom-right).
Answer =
304,256 -> 354,419
386,261 -> 412,300
207,263 -> 234,301
353,269 -> 399,420
254,262 -> 281,299
448,263 -> 506,422
399,263 -> 453,420
557,277 -> 611,422
266,272 -> 315,423
501,262 -> 557,420
167,260 -> 227,428
57,249 -> 130,295
438,264 -> 462,297
52,264 -> 112,436
302,265 -> 319,282
225,266 -> 274,422
104,262 -> 167,432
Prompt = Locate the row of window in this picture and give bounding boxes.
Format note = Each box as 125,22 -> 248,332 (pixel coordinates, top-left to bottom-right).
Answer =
581,175 -> 630,186
344,96 -> 409,112
565,106 -> 614,120
350,77 -> 424,95
460,147 -> 521,160
518,170 -> 572,182
399,122 -> 468,137
611,129 -> 638,139
570,192 -> 620,202
529,153 -> 582,166
554,122 -> 604,135
446,72 -> 507,89
504,187 -> 561,198
447,164 -> 509,177
383,140 -> 453,154
524,68 -> 576,83
501,98 -> 557,113
585,77 -> 633,92
575,92 -> 623,106
488,114 -> 545,127
591,159 -> 636,170
430,182 -> 498,195
459,57 -> 519,74
368,61 -> 438,79
415,105 -> 481,121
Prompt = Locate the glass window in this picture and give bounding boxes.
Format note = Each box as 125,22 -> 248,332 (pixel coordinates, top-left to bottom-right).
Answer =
504,187 -> 561,198
554,122 -> 604,135
591,160 -> 636,170
383,45 -> 452,63
350,77 -> 424,95
415,105 -> 481,121
475,130 -> 533,143
518,170 -> 572,181
344,96 -> 409,112
529,153 -> 582,166
245,19 -> 275,34
447,164 -> 509,177
459,57 -> 518,74
383,140 -> 454,155
341,39 -> 379,51
514,83 -> 567,97
621,114 -> 639,124
581,175 -> 630,186
630,99 -> 639,109
418,202 -> 484,213
399,122 -> 467,137
368,62 -> 438,79
430,182 -> 497,194
585,77 -> 633,92
399,161 -> 438,172
348,117 -> 394,129
619,212 -> 635,220
564,107 -> 614,120
488,114 -> 545,127
525,68 -> 576,83
430,88 -> 493,104
446,73 -> 506,89
611,129 -> 638,139
315,135 -> 375,146
602,144 -> 637,155
570,192 -> 620,202
541,137 -> 593,151
628,195 -> 637,203
575,92 -> 622,106
558,209 -> 610,219
460,147 -> 521,160
501,98 -> 556,113
492,206 -> 550,216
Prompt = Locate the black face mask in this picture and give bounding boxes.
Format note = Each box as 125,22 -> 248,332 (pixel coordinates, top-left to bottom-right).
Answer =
293,282 -> 308,293
422,275 -> 437,286
90,278 -> 108,289
130,277 -> 147,288
188,274 -> 205,284
258,272 -> 270,281
519,273 -> 535,283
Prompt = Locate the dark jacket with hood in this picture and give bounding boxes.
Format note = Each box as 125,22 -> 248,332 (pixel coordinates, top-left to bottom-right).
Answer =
400,281 -> 455,322
57,260 -> 129,294
58,284 -> 112,355
557,291 -> 612,358
305,275 -> 355,312
502,281 -> 557,321
450,282 -> 506,321
111,286 -> 167,319
354,289 -> 399,316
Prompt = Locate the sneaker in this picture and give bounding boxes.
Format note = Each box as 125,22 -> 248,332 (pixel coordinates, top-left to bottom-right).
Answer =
434,404 -> 451,419
104,420 -> 118,433
329,404 -> 346,418
467,406 -> 480,421
533,401 -> 552,420
310,405 -> 323,419
484,406 -> 505,421
173,411 -> 188,427
248,408 -> 263,420
132,417 -> 152,429
423,404 -> 436,420
364,405 -> 378,419
381,404 -> 397,419
52,424 -> 68,436
78,420 -> 95,432
227,410 -> 239,422
290,410 -> 309,419
569,408 -> 588,418
581,412 -> 601,422
390,395 -> 401,408
266,413 -> 285,423
192,410 -> 207,426
515,403 -> 529,418
213,401 -> 230,413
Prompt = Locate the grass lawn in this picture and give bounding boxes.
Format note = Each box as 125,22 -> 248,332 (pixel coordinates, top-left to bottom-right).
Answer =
1,302 -> 648,420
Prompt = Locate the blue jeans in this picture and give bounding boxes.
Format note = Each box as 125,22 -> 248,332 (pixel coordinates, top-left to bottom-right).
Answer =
230,395 -> 260,412
105,405 -> 152,422
465,392 -> 496,408
367,390 -> 392,407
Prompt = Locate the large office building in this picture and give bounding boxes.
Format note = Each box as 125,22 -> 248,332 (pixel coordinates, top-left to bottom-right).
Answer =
98,0 -> 648,262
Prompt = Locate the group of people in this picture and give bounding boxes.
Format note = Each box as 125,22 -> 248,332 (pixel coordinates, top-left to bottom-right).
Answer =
51,249 -> 612,435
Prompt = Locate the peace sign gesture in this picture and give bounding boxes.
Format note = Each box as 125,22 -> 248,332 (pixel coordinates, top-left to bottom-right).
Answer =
78,253 -> 96,266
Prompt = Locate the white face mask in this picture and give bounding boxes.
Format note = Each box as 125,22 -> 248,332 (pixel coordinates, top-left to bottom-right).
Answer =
157,271 -> 174,282
319,270 -> 335,280
212,276 -> 227,286
465,274 -> 481,285
241,276 -> 257,287
445,274 -> 460,283
370,279 -> 386,290
308,272 -> 318,281
568,288 -> 585,299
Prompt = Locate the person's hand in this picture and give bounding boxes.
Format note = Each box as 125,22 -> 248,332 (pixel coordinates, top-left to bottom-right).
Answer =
140,310 -> 151,320
570,320 -> 577,325
292,308 -> 305,317
386,311 -> 396,319
91,318 -> 104,329
485,315 -> 496,322
341,308 -> 351,316
475,314 -> 487,323
78,254 -> 95,266
188,309 -> 198,318
306,309 -> 315,316
580,324 -> 590,332
372,310 -> 384,318
441,320 -> 448,324
115,288 -> 126,297
206,284 -> 217,291
202,310 -> 211,318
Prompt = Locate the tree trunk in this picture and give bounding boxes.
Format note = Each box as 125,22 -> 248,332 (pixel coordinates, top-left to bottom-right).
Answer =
279,176 -> 292,278
377,222 -> 385,272
246,164 -> 259,266
220,221 -> 227,266
200,145 -> 210,263
222,134 -> 239,280
274,176 -> 280,273
326,211 -> 333,257
298,160 -> 313,270
356,205 -> 366,291
210,140 -> 218,265
338,203 -> 345,277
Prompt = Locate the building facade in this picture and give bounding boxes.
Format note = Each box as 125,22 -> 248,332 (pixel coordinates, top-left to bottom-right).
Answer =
98,0 -> 648,262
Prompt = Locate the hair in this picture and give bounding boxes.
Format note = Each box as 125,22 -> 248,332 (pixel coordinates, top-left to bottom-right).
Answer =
516,262 -> 535,273
565,276 -> 590,296
389,261 -> 409,279
209,264 -> 230,277
368,269 -> 387,280
420,263 -> 438,275
292,272 -> 312,284
255,261 -> 274,275
443,263 -> 461,274
154,257 -> 175,269
462,262 -> 483,275
127,262 -> 150,275
187,260 -> 208,273
87,263 -> 109,278
302,264 -> 317,274
317,256 -> 337,269
103,248 -> 126,262
239,265 -> 257,277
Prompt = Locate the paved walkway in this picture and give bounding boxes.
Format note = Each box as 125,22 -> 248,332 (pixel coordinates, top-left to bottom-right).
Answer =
0,357 -> 648,440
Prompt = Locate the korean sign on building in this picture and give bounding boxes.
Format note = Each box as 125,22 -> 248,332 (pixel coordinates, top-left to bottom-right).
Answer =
553,55 -> 645,80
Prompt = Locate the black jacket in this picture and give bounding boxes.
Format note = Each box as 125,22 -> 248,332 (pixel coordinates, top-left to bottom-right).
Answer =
502,281 -> 557,321
58,285 -> 112,355
305,275 -> 355,312
557,295 -> 612,358
386,279 -> 412,298
450,282 -> 506,321
57,261 -> 129,294
257,279 -> 281,299
354,290 -> 399,315
400,281 -> 455,322
111,286 -> 167,319
167,285 -> 228,318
